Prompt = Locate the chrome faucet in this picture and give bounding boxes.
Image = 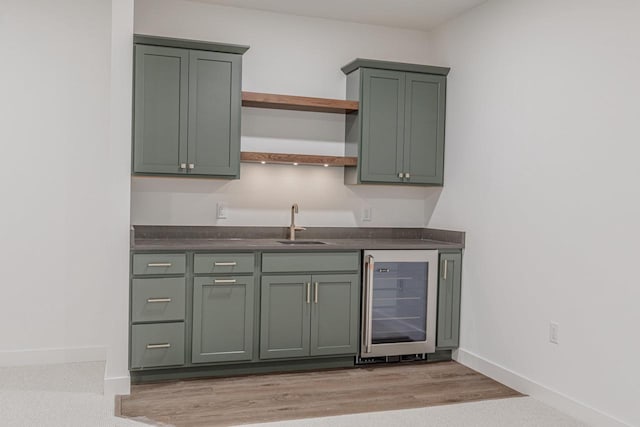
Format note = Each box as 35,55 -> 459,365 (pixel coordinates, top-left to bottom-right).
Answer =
289,203 -> 306,241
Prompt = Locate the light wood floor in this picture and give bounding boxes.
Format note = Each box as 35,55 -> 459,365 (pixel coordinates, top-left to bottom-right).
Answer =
118,361 -> 522,426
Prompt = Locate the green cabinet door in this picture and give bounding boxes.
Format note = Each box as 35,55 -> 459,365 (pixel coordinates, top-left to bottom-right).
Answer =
310,274 -> 359,356
192,276 -> 254,363
187,51 -> 241,177
360,68 -> 405,183
133,45 -> 188,174
344,61 -> 448,186
403,73 -> 446,185
260,275 -> 311,360
437,252 -> 462,349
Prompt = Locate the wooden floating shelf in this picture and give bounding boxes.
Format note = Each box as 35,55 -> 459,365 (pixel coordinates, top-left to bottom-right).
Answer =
241,151 -> 357,167
242,91 -> 358,114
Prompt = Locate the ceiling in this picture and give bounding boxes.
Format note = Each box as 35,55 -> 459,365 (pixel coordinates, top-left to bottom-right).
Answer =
190,0 -> 487,32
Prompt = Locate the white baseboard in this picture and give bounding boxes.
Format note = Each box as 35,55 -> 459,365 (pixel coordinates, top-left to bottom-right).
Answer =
104,375 -> 130,396
0,346 -> 107,367
454,349 -> 631,427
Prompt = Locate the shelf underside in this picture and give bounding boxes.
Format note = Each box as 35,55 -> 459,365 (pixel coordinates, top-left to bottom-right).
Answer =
242,91 -> 358,114
241,151 -> 357,167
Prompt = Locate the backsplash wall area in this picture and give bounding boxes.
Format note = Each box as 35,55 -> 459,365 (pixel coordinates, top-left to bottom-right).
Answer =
132,164 -> 440,227
131,0 -> 441,227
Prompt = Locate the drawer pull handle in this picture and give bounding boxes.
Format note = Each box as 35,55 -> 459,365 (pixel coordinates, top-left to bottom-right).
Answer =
146,343 -> 171,349
147,263 -> 172,268
214,279 -> 237,284
214,262 -> 237,266
147,298 -> 172,303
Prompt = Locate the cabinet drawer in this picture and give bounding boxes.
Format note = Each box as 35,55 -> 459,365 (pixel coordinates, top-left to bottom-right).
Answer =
131,278 -> 185,323
262,252 -> 359,273
131,323 -> 185,369
194,253 -> 255,274
132,253 -> 186,276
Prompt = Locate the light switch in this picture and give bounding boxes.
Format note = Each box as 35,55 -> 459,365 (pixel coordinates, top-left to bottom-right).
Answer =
216,202 -> 227,219
362,207 -> 372,222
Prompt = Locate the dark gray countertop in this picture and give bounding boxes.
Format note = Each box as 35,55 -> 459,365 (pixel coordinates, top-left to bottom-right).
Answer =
131,226 -> 465,252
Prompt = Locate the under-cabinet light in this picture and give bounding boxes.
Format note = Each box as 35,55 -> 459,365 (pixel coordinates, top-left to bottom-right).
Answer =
260,161 -> 266,164
293,162 -> 299,166
324,164 -> 329,167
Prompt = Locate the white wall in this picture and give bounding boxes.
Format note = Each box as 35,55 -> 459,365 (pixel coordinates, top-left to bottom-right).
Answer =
0,0 -> 133,393
105,0 -> 134,395
429,1 -> 640,425
132,0 -> 441,227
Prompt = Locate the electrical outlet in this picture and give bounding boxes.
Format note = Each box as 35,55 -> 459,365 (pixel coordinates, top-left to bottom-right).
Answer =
362,207 -> 372,222
549,322 -> 559,344
216,202 -> 227,219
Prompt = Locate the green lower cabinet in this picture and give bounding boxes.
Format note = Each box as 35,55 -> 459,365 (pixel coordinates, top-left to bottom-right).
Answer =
310,274 -> 359,356
260,275 -> 311,360
131,322 -> 185,369
436,252 -> 462,349
131,277 -> 186,323
260,274 -> 359,360
192,276 -> 254,363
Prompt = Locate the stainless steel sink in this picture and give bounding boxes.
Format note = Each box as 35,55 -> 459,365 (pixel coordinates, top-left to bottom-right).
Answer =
277,240 -> 327,245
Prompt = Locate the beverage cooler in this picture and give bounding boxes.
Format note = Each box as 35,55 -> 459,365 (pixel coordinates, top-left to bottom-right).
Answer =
360,250 -> 439,359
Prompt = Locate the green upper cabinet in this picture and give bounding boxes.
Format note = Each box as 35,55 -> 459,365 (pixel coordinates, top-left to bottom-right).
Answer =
343,59 -> 449,186
360,69 -> 405,183
133,45 -> 188,175
404,72 -> 446,184
133,35 -> 248,178
187,51 -> 241,176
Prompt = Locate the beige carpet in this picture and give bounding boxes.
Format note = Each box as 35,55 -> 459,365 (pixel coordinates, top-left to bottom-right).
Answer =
238,397 -> 588,427
0,362 -> 140,427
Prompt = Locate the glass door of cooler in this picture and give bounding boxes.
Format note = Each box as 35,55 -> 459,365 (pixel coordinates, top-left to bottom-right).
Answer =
361,250 -> 438,358
371,261 -> 427,344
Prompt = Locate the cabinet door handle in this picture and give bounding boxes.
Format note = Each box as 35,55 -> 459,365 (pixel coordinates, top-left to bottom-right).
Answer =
314,282 -> 318,304
147,263 -> 172,268
179,163 -> 187,170
405,172 -> 411,179
147,298 -> 171,303
363,255 -> 375,354
398,172 -> 404,178
188,163 -> 195,170
214,279 -> 236,285
306,282 -> 311,304
214,262 -> 237,266
442,259 -> 448,280
146,343 -> 171,349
